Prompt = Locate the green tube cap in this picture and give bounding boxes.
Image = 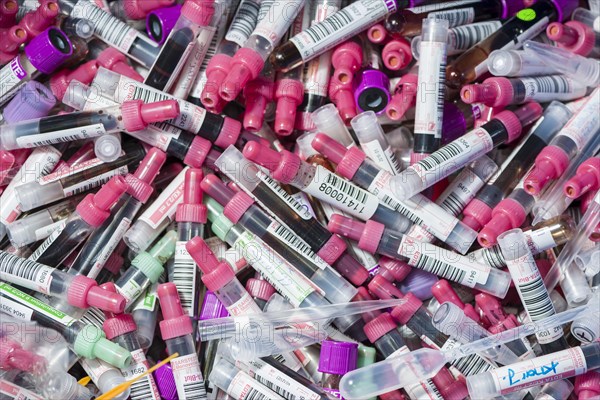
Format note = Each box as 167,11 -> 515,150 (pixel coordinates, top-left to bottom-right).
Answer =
73,325 -> 132,368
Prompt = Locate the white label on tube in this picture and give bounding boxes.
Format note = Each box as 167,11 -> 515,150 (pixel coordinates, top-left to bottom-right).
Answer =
28,225 -> 64,262
414,40 -> 447,139
62,165 -> 128,197
304,165 -> 379,218
226,0 -> 261,46
34,220 -> 67,242
0,378 -> 43,400
361,141 -> 402,175
437,168 -> 485,216
489,347 -> 586,395
138,168 -> 187,229
132,283 -> 158,312
89,217 -> 131,279
253,0 -> 303,48
126,122 -> 182,152
408,0 -> 478,13
504,253 -> 563,344
80,357 -> 113,382
448,21 -> 501,53
71,0 -> 139,53
172,241 -> 197,317
121,349 -> 161,400
0,295 -> 34,321
233,230 -> 318,307
256,170 -> 312,220
0,146 -> 62,226
172,27 -> 217,98
411,128 -> 494,187
0,283 -> 76,326
556,89 -> 600,150
171,354 -> 207,400
525,227 -> 557,254
117,279 -> 143,305
429,8 -> 475,27
266,220 -> 330,270
15,124 -> 107,148
0,57 -> 28,105
228,291 -> 263,316
398,236 -> 490,287
519,76 -> 586,103
289,0 -> 397,61
226,370 -> 282,400
38,156 -> 108,185
0,251 -> 54,293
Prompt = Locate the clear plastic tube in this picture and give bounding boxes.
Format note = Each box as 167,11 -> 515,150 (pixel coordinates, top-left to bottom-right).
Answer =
209,358 -> 283,399
487,49 -> 559,77
572,7 -> 600,32
352,111 -> 402,175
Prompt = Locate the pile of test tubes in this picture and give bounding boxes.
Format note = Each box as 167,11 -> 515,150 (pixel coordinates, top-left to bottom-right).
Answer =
1,0 -> 600,398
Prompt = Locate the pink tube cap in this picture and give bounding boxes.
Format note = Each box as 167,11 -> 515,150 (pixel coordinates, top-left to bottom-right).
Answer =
243,77 -> 274,132
123,0 -> 176,19
68,275 -> 126,312
242,141 -> 280,173
0,0 -> 18,29
547,21 -> 596,56
461,198 -> 493,231
475,293 -> 507,326
478,198 -> 527,248
200,174 -> 236,206
97,47 -> 144,81
329,79 -> 356,125
181,0 -> 215,26
0,25 -> 26,53
363,312 -> 398,344
246,278 -> 276,301
176,168 -> 207,223
18,0 -> 58,38
523,145 -> 570,195
386,73 -> 417,121
327,214 -> 365,242
184,136 -> 212,168
187,237 -> 235,291
461,77 -> 512,108
76,176 -> 129,227
358,220 -> 385,253
0,340 -> 45,373
378,257 -> 413,282
338,146 -> 366,180
382,38 -> 412,71
274,78 -> 304,136
367,24 -> 387,44
564,157 -> 600,199
316,234 -> 346,264
575,371 -> 600,399
390,292 -> 423,325
202,53 -> 232,108
121,99 -> 180,132
431,280 -> 465,309
157,282 -> 193,340
221,48 -> 265,102
310,133 -> 349,166
125,147 -> 167,202
332,41 -> 363,85
368,275 -> 404,300
223,191 -> 254,223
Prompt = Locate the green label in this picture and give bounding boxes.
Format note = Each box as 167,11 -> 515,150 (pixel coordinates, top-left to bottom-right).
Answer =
516,8 -> 536,21
0,283 -> 75,326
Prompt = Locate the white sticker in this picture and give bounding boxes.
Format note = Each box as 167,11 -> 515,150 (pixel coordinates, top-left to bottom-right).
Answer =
0,57 -> 28,105
0,251 -> 54,293
253,0 -> 303,48
121,349 -> 161,400
228,291 -> 263,316
429,7 -> 475,27
525,227 -> 557,254
137,168 -> 187,229
0,294 -> 33,321
448,21 -> 501,54
226,0 -> 261,46
27,225 -> 64,262
116,279 -> 143,305
38,156 -> 108,185
0,379 -> 43,400
361,141 -> 402,175
171,353 -> 206,400
290,192 -> 316,218
414,40 -> 447,138
0,283 -> 75,326
489,347 -> 586,395
408,0 -> 479,13
172,26 -> 217,98
15,124 -> 107,148
172,241 -> 198,317
519,76 -> 585,104
303,165 -> 379,218
34,220 -> 67,242
80,358 -> 114,382
226,370 -> 283,400
398,236 -> 490,287
290,0 -> 396,61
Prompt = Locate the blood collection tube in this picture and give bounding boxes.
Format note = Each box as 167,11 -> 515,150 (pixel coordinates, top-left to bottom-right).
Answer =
166,168 -> 206,319
270,0 -> 399,72
386,0 -> 523,38
27,176 -> 128,269
487,49 -> 559,77
1,80 -> 56,126
91,67 -> 241,149
382,37 -> 413,71
131,280 -> 162,350
353,40 -> 391,115
210,359 -> 283,400
101,283 -> 161,400
144,0 -> 214,92
243,63 -> 275,132
115,230 -> 177,309
157,282 -> 208,400
386,72 -> 418,121
446,0 -> 578,88
215,146 -> 370,286
0,25 -> 27,63
242,142 -> 412,234
412,21 -> 502,60
466,342 -> 600,397
524,87 -> 600,195
564,156 -> 600,199
245,278 -> 275,311
390,103 -> 543,201
498,228 -> 569,354
197,290 -> 229,386
14,141 -> 146,212
109,0 -> 175,21
310,133 -> 478,253
0,98 -> 179,150
218,0 -> 305,101
67,148 -> 167,279
411,18 -> 449,162
352,111 -> 402,175
146,4 -> 182,45
547,20 -> 599,56
95,47 -> 144,81
0,27 -> 72,106
57,0 -> 161,68
461,75 -> 588,108
0,283 -> 132,368
462,101 -> 573,231
0,0 -> 17,28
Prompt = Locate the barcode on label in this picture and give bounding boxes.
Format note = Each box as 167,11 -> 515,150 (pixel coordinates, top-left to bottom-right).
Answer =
450,21 -> 501,51
419,141 -> 463,171
182,381 -> 206,400
257,171 -> 311,220
527,75 -> 570,93
254,374 -> 292,399
415,252 -> 465,283
28,227 -> 63,262
268,222 -> 328,269
474,245 -> 505,269
129,377 -> 157,400
79,307 -> 106,328
226,0 -> 261,46
301,8 -> 353,42
63,166 -> 129,197
172,241 -> 197,316
440,190 -> 467,215
0,251 -> 53,293
132,86 -> 170,104
429,8 -> 475,28
451,353 -> 493,376
517,277 -> 555,319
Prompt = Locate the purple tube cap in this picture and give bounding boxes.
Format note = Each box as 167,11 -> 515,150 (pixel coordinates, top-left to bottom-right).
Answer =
147,4 -> 182,45
353,69 -> 390,115
399,269 -> 438,300
3,81 -> 56,123
198,290 -> 229,320
441,102 -> 467,144
24,27 -> 72,75
550,0 -> 578,22
318,340 -> 358,375
154,363 -> 179,400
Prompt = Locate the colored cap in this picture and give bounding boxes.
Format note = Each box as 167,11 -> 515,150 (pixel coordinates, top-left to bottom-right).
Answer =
73,325 -> 132,368
0,151 -> 14,179
201,174 -> 236,206
132,231 -> 177,282
246,278 -> 276,301
18,1 -> 59,38
378,257 -> 413,282
0,0 -> 18,29
547,21 -> 596,56
125,147 -> 167,202
121,99 -> 180,132
0,340 -> 45,373
318,340 -> 358,374
176,168 -> 207,223
274,78 -> 304,136
433,368 -> 469,400
354,69 -> 390,115
243,77 -> 274,132
223,191 -> 254,223
216,117 -> 242,148
549,0 -> 579,23
431,280 -> 465,309
390,292 -> 423,325
461,78 -> 512,108
327,214 -> 365,242
337,144 -> 367,180
147,4 -> 182,45
3,80 -> 56,123
359,220 -> 385,253
157,282 -> 193,340
382,38 -> 412,71
461,198 -> 493,231
317,234 -> 347,264
76,176 -> 128,227
368,275 -> 404,300
24,27 -> 72,75
523,145 -> 570,194
386,73 -> 418,121
199,290 -> 229,320
331,41 -> 363,84
123,0 -> 176,20
475,293 -> 508,326
0,25 -> 27,53
575,371 -> 600,399
329,79 -> 357,124
181,0 -> 215,26
97,47 -> 144,81
363,313 -> 398,343
478,198 -> 527,247
334,253 -> 370,286
243,142 -> 301,184
100,282 -> 136,339
367,23 -> 388,44
187,236 -> 235,291
399,269 -> 438,300
221,48 -> 265,101
564,157 -> 600,199
67,275 -> 126,313
201,53 -> 232,109
184,136 -> 212,168
154,364 -> 178,400
310,133 -> 349,166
